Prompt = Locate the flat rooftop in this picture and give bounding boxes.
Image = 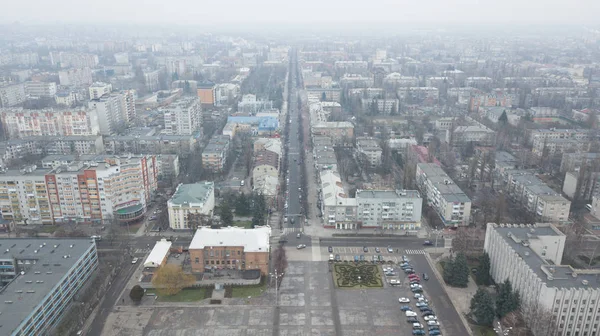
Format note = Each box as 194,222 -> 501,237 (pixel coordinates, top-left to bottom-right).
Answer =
493,224 -> 600,289
0,238 -> 95,335
356,189 -> 420,199
417,163 -> 471,203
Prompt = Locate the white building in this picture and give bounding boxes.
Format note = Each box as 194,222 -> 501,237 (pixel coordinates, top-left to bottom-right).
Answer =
416,163 -> 472,226
24,81 -> 57,98
0,83 -> 26,107
89,94 -> 125,135
320,170 -> 357,230
361,98 -> 399,115
161,97 -> 202,135
356,137 -> 382,166
447,125 -> 495,147
168,182 -> 215,230
58,67 -> 93,86
144,239 -> 172,268
0,107 -> 100,138
0,165 -> 53,224
484,223 -> 600,336
356,189 -> 422,230
89,82 -> 113,99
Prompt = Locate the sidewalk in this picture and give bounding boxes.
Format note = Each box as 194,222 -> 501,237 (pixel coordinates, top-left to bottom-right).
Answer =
426,251 -> 477,336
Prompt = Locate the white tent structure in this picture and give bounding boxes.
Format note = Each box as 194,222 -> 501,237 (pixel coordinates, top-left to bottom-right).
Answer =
144,239 -> 172,268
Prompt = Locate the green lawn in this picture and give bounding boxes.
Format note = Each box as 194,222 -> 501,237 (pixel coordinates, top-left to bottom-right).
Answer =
233,221 -> 253,228
471,325 -> 496,336
231,281 -> 267,298
333,264 -> 383,288
145,288 -> 206,302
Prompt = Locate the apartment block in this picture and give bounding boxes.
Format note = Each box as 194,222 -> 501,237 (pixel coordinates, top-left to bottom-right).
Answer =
563,171 -> 600,201
24,81 -> 57,98
416,163 -> 472,226
356,137 -> 382,166
532,137 -> 590,157
529,128 -> 594,145
104,133 -> 197,157
0,238 -> 98,336
0,107 -> 100,138
189,226 -> 271,274
58,67 -> 93,86
168,182 -> 215,230
88,92 -> 130,135
447,125 -> 495,147
356,189 -> 422,230
484,223 -> 600,336
202,135 -> 230,172
161,97 -> 202,135
88,82 -> 112,99
311,122 -> 354,145
50,51 -> 99,68
561,152 -> 600,173
0,83 -> 26,107
0,165 -> 53,224
503,170 -> 571,222
361,98 -> 399,115
320,170 -> 357,230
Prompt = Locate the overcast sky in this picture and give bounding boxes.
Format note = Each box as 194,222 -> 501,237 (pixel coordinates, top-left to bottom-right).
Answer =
2,0 -> 599,26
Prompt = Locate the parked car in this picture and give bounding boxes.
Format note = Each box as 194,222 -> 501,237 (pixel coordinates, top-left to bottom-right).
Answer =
363,246 -> 368,252
405,311 -> 418,317
405,269 -> 415,274
424,315 -> 438,321
416,302 -> 428,307
389,279 -> 401,286
385,271 -> 396,276
328,246 -> 333,253
429,330 -> 441,336
400,306 -> 412,311
398,297 -> 410,303
427,321 -> 440,326
406,317 -> 418,323
412,323 -> 424,329
428,325 -> 440,331
410,284 -> 422,288
335,254 -> 341,261
411,288 -> 423,293
422,310 -> 435,315
423,273 -> 429,281
131,257 -> 139,264
387,246 -> 394,253
402,255 -> 409,262
419,306 -> 431,312
359,255 -> 365,261
412,330 -> 426,335
375,247 -> 380,253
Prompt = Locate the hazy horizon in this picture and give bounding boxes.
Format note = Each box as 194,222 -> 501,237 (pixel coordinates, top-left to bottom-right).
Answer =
2,0 -> 600,26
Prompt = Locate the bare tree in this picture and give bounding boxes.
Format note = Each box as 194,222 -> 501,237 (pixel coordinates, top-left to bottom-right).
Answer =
272,246 -> 288,285
523,303 -> 559,336
500,310 -> 528,336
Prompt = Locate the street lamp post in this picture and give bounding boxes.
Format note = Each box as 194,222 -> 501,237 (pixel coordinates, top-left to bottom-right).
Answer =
493,321 -> 512,335
270,269 -> 284,306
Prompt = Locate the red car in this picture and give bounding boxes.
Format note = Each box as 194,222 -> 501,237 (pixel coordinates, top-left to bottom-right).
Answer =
409,275 -> 420,281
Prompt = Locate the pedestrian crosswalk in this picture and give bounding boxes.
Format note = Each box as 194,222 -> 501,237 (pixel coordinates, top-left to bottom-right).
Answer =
282,227 -> 302,234
134,248 -> 151,254
404,249 -> 426,255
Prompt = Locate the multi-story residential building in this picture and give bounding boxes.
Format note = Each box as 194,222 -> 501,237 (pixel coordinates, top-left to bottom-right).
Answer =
528,128 -> 594,145
434,117 -> 455,131
563,170 -> 600,201
58,67 -> 93,86
50,51 -> 99,69
89,92 -> 131,135
311,122 -> 354,145
45,155 -> 158,224
55,91 -> 77,107
306,88 -> 341,102
0,136 -> 103,167
162,97 -> 202,135
156,154 -> 180,180
397,87 -> 439,105
340,74 -> 374,88
237,94 -> 273,114
168,182 -> 215,230
24,81 -> 57,98
334,61 -> 368,72
484,223 -> 600,336
416,163 -> 472,226
361,98 -> 399,115
465,76 -> 493,89
0,107 -> 100,138
561,152 -> 600,173
320,170 -> 357,229
143,69 -> 160,92
0,238 -> 98,336
214,83 -> 240,107
104,133 -> 197,157
532,137 -> 590,157
0,165 -> 53,224
356,189 -> 422,230
384,73 -> 419,87
252,150 -> 280,184
88,82 -> 112,99
253,138 -> 282,157
120,89 -> 136,123
202,135 -> 230,172
356,137 -> 382,166
0,83 -> 26,107
447,125 -> 495,147
503,170 -> 571,222
189,226 -> 271,274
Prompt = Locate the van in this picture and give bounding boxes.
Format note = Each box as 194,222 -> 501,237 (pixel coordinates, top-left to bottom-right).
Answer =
329,254 -> 334,261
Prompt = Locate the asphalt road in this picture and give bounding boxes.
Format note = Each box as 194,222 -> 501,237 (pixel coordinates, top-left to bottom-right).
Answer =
284,51 -> 304,226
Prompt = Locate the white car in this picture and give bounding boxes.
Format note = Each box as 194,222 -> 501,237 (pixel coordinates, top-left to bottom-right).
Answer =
414,293 -> 424,299
427,321 -> 440,326
424,315 -> 438,321
412,323 -> 424,329
398,297 -> 410,303
389,279 -> 401,286
296,244 -> 306,249
131,257 -> 139,264
410,284 -> 423,288
405,311 -> 418,317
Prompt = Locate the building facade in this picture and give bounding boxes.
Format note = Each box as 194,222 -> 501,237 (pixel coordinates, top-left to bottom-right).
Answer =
202,135 -> 230,172
484,223 -> 600,336
168,182 -> 215,230
0,107 -> 100,138
356,189 -> 422,230
416,163 -> 472,226
162,97 -> 202,135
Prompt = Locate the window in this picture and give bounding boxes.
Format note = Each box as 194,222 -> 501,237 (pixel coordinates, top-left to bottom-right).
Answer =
195,257 -> 199,263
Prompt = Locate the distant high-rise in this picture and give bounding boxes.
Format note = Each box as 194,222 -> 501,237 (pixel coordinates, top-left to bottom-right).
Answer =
161,97 -> 202,135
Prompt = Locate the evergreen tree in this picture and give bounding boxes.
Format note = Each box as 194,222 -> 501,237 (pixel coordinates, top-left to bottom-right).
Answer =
443,257 -> 455,285
452,253 -> 470,287
234,193 -> 251,216
496,279 -> 521,317
219,202 -> 233,226
498,110 -> 509,125
476,252 -> 492,286
470,288 -> 495,326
